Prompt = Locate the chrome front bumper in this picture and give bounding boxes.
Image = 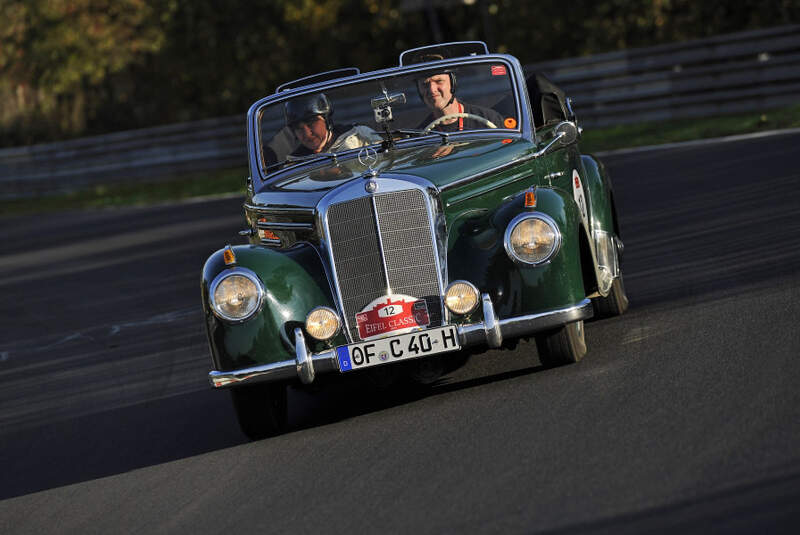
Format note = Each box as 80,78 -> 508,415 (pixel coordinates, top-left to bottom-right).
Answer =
208,295 -> 593,388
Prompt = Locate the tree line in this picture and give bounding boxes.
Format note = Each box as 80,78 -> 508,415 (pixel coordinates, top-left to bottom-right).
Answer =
1,0 -> 797,147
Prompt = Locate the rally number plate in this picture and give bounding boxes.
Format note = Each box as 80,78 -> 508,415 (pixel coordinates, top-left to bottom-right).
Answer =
337,325 -> 460,372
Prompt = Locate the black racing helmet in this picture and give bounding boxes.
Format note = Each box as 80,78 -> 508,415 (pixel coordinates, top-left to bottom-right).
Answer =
285,93 -> 332,129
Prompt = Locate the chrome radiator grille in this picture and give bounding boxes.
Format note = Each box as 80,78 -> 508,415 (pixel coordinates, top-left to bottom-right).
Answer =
326,189 -> 442,341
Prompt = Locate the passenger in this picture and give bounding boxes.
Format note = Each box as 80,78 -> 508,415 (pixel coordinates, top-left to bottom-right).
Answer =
285,93 -> 381,157
415,57 -> 504,132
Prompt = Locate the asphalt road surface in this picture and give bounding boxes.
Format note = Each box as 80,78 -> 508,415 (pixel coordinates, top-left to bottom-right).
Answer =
1,131 -> 799,534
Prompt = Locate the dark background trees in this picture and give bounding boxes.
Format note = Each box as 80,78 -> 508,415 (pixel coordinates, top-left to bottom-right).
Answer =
1,0 -> 797,147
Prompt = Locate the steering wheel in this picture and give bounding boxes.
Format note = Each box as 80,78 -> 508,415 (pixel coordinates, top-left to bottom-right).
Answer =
423,113 -> 497,132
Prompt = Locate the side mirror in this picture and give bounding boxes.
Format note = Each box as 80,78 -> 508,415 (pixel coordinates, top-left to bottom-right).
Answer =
532,120 -> 581,159
554,121 -> 579,146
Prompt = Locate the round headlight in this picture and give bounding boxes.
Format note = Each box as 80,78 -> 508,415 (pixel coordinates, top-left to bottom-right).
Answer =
445,280 -> 480,315
504,214 -> 561,265
305,307 -> 341,341
209,269 -> 264,323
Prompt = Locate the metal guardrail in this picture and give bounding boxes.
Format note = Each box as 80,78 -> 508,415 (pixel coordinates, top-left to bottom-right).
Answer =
0,116 -> 245,198
529,24 -> 800,126
1,24 -> 798,199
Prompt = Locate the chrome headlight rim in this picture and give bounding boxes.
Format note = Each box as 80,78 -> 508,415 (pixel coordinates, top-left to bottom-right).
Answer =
208,267 -> 265,323
503,212 -> 562,266
304,306 -> 342,341
444,280 -> 481,315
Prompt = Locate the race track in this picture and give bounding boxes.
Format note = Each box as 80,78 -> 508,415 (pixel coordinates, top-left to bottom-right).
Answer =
1,131 -> 799,533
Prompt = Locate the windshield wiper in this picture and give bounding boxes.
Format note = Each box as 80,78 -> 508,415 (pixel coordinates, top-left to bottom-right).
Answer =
285,152 -> 339,164
264,152 -> 339,174
396,129 -> 450,144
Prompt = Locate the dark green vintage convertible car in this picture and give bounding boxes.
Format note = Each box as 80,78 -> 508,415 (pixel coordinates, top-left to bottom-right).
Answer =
202,42 -> 627,439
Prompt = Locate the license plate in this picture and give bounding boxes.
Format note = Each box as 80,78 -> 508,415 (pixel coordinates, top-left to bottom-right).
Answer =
337,325 -> 460,372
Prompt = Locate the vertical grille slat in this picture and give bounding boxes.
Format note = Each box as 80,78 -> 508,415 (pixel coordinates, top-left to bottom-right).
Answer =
326,188 -> 442,341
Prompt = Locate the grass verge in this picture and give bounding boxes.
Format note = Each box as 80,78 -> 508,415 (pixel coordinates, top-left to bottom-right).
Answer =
1,167 -> 248,217
2,104 -> 800,216
579,103 -> 800,153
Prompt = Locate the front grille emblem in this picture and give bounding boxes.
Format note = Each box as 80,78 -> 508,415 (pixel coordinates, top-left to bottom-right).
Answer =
365,180 -> 378,193
358,146 -> 379,177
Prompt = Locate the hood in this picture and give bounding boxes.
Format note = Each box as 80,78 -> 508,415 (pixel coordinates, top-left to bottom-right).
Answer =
251,136 -> 535,209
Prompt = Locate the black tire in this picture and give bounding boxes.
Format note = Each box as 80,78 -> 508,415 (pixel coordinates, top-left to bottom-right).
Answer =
593,274 -> 629,318
535,320 -> 587,367
230,382 -> 288,440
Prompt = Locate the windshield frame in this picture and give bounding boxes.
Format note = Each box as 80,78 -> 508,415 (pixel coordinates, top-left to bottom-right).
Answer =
247,54 -> 533,185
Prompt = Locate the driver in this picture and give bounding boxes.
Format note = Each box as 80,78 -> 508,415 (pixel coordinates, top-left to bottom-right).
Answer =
415,59 -> 504,132
285,93 -> 381,157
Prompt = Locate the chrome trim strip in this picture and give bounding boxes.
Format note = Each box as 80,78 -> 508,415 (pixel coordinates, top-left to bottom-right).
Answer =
440,131 -> 566,193
440,158 -> 529,194
209,297 -> 593,388
244,203 -> 316,215
317,201 -> 353,342
257,221 -> 314,231
416,184 -> 448,325
443,166 -> 531,207
370,196 -> 393,293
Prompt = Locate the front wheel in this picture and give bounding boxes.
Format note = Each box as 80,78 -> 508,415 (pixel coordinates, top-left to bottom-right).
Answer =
230,382 -> 288,440
535,320 -> 587,367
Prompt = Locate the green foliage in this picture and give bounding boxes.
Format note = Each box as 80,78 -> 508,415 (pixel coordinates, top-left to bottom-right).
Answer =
0,0 -> 798,146
0,0 -> 171,142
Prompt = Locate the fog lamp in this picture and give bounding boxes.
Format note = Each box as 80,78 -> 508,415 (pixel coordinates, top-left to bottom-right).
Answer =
305,307 -> 340,341
444,280 -> 480,315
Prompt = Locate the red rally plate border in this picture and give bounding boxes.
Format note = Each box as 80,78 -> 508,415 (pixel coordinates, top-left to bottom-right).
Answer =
337,325 -> 460,372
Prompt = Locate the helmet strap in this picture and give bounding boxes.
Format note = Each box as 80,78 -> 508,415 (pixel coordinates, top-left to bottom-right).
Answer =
320,128 -> 333,152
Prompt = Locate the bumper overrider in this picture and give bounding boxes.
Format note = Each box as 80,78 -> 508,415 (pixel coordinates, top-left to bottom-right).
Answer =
208,294 -> 593,388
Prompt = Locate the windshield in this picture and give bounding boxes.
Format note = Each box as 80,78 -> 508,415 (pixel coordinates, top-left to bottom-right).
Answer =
257,59 -> 520,173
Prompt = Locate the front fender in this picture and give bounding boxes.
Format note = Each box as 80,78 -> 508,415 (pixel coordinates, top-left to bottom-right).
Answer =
202,244 -> 336,371
580,154 -> 622,295
580,154 -> 616,236
447,186 -> 586,320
